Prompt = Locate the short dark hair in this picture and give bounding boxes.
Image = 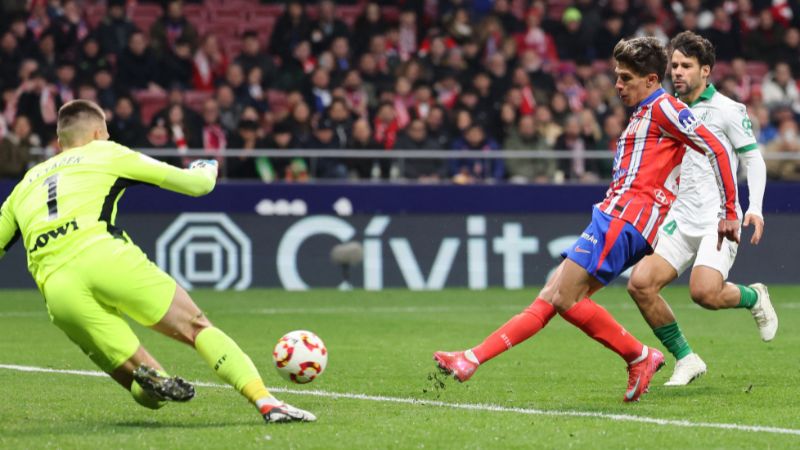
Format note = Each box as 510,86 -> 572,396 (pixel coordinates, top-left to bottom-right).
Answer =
670,31 -> 715,69
57,100 -> 106,146
613,37 -> 668,82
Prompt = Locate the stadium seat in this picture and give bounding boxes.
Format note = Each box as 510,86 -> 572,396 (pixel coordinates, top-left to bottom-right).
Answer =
222,39 -> 244,59
198,22 -> 240,40
711,61 -> 732,82
183,4 -> 207,24
251,4 -> 284,20
510,0 -> 526,19
746,61 -> 769,84
84,4 -> 107,29
591,60 -> 611,74
381,6 -> 400,23
207,6 -> 249,22
337,5 -> 363,27
185,90 -> 214,113
133,90 -> 169,125
266,89 -> 288,109
547,0 -> 571,21
130,4 -> 162,33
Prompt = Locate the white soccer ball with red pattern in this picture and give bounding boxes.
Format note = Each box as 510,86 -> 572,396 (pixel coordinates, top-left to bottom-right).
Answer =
272,330 -> 328,384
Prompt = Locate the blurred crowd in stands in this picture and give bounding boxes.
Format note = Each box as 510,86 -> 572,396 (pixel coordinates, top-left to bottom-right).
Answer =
1,0 -> 800,183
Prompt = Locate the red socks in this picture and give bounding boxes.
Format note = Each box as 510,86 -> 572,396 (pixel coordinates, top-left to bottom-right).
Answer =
560,298 -> 644,364
471,298 -> 557,363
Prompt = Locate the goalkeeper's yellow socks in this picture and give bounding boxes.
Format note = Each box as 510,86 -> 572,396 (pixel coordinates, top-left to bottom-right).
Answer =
195,327 -> 278,407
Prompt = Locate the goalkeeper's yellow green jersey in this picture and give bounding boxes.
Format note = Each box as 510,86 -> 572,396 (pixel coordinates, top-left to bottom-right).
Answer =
0,140 -> 217,286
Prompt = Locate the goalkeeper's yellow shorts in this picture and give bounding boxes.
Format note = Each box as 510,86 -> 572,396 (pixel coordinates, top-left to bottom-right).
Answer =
40,237 -> 176,373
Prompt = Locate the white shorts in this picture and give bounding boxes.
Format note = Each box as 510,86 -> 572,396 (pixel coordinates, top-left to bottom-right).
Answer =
654,220 -> 738,279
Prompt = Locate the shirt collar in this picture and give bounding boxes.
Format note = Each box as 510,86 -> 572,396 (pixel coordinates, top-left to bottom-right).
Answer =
680,83 -> 717,107
638,87 -> 665,108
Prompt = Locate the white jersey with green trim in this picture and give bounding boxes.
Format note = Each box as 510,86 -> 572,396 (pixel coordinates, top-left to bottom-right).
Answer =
669,84 -> 756,236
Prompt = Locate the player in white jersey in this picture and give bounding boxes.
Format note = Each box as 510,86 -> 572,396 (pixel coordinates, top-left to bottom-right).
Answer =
627,31 -> 778,386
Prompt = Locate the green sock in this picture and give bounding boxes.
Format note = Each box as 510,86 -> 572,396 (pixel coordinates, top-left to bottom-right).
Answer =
653,322 -> 693,360
195,327 -> 265,399
737,285 -> 758,309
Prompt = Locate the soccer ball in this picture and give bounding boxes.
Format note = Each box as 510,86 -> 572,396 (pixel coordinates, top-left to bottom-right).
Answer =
272,330 -> 328,384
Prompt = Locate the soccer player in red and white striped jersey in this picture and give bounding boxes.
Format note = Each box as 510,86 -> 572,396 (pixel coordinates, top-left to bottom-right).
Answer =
434,37 -> 740,402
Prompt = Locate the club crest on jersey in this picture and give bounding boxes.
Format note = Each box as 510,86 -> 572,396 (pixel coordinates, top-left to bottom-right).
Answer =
677,109 -> 699,131
654,189 -> 668,205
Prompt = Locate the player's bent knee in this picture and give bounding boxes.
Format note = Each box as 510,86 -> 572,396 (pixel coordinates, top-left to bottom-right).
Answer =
550,291 -> 572,314
626,276 -> 657,304
689,286 -> 723,310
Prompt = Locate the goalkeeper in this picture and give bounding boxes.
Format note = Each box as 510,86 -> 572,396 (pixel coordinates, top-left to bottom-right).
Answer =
0,100 -> 313,423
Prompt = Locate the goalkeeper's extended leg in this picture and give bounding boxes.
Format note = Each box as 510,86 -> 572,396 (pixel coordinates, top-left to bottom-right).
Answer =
110,346 -> 194,409
151,285 -> 315,423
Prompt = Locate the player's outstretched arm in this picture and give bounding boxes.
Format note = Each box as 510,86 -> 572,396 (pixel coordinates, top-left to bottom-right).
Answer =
653,99 -> 739,236
739,149 -> 767,244
161,159 -> 218,197
0,193 -> 21,259
112,144 -> 218,197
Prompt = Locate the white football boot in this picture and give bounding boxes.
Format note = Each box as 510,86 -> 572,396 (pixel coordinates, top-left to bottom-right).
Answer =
664,353 -> 707,387
749,283 -> 778,342
262,402 -> 317,423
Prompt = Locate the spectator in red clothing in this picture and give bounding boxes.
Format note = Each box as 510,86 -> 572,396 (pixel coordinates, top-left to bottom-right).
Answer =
26,0 -> 50,41
515,7 -> 559,68
200,98 -> 228,165
340,69 -> 369,118
192,34 -> 228,92
397,10 -> 420,62
373,101 -> 400,150
729,57 -> 754,103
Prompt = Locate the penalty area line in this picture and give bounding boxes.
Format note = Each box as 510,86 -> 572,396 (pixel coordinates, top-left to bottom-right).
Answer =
1,363 -> 799,437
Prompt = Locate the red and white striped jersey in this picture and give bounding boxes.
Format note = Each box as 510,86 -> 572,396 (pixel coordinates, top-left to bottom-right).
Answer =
598,88 -> 738,244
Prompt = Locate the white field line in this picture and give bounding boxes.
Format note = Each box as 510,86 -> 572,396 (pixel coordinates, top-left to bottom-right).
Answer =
4,303 -> 800,318
1,364 -> 799,437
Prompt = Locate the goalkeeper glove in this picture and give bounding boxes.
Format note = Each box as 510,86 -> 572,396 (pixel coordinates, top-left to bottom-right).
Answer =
189,159 -> 218,171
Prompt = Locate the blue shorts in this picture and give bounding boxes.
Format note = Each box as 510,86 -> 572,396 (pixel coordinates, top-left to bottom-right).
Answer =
561,207 -> 652,285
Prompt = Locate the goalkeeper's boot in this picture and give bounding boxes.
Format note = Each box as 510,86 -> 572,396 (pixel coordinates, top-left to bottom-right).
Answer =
433,351 -> 478,382
261,402 -> 317,423
133,365 -> 195,402
624,346 -> 664,402
749,283 -> 778,342
664,353 -> 707,386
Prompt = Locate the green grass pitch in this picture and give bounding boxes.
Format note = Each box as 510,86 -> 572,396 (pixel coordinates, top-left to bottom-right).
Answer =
1,287 -> 799,449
